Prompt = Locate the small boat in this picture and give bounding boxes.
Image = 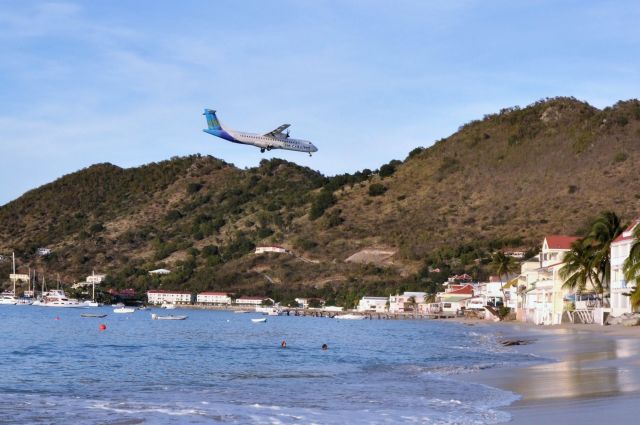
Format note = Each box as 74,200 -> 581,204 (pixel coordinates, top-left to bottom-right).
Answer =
151,313 -> 187,320
161,303 -> 176,310
81,313 -> 108,318
81,300 -> 100,307
0,293 -> 18,305
113,307 -> 135,314
334,314 -> 365,320
251,318 -> 267,323
234,310 -> 249,314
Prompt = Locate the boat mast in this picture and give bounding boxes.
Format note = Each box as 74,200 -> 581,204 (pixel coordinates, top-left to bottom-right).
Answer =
12,251 -> 16,295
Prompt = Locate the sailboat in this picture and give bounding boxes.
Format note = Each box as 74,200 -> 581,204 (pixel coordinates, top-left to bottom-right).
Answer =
2,252 -> 23,305
81,273 -> 100,307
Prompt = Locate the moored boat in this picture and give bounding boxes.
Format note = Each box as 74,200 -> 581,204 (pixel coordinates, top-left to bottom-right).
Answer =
81,313 -> 108,318
251,318 -> 267,323
151,313 -> 187,320
334,314 -> 365,320
36,290 -> 84,308
0,293 -> 18,305
113,307 -> 136,314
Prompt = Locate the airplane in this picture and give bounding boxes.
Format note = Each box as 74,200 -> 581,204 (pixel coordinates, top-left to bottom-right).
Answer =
202,109 -> 318,156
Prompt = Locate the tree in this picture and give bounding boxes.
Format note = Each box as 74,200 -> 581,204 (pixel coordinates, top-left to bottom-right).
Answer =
490,252 -> 519,302
559,238 -> 600,294
623,224 -> 640,309
586,211 -> 625,298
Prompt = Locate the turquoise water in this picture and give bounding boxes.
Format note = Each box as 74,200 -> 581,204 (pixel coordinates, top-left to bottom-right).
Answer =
0,307 -> 537,424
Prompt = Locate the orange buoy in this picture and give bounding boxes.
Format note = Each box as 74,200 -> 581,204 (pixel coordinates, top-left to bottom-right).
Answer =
99,324 -> 107,331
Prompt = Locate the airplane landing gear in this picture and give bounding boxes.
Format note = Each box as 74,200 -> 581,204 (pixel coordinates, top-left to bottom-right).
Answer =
266,146 -> 272,151
260,148 -> 265,153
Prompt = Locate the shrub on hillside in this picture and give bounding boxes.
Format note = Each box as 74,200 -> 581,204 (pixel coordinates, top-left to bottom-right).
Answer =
309,189 -> 336,220
368,183 -> 387,197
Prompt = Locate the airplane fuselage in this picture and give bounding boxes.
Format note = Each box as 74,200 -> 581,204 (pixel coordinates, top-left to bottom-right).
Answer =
202,109 -> 318,155
203,128 -> 316,154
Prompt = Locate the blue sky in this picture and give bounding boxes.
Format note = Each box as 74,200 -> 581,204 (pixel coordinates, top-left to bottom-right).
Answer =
0,0 -> 638,205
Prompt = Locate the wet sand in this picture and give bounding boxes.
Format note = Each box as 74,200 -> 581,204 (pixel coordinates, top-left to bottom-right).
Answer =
457,321 -> 640,423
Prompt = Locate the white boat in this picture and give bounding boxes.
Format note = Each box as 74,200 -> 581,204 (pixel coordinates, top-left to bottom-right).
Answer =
0,293 -> 17,305
36,290 -> 85,308
113,307 -> 136,313
161,303 -> 176,310
334,314 -> 365,320
81,313 -> 108,318
234,310 -> 249,314
15,297 -> 34,305
251,318 -> 267,323
151,313 -> 187,320
81,300 -> 100,307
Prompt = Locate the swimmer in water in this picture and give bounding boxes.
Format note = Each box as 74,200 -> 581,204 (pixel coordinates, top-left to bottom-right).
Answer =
322,343 -> 328,350
281,340 -> 287,348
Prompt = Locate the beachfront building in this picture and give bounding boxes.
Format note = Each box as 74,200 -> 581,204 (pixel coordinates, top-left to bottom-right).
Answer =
147,290 -> 194,305
519,235 -> 579,325
357,296 -> 388,313
610,219 -> 640,317
235,296 -> 273,306
197,292 -> 232,305
389,291 -> 427,313
435,284 -> 474,315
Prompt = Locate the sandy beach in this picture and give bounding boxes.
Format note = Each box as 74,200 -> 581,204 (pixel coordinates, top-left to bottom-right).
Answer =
456,320 -> 640,423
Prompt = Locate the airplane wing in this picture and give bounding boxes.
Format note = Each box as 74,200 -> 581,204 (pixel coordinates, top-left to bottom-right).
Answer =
263,124 -> 290,138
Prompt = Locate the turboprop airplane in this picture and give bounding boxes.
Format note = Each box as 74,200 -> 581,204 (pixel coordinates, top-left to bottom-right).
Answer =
202,109 -> 318,156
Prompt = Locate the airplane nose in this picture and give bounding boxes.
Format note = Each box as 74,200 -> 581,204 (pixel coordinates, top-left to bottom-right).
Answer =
312,144 -> 318,152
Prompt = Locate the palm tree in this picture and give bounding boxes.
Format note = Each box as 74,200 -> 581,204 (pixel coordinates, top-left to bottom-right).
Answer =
585,211 -> 625,299
490,251 -> 519,301
623,224 -> 640,310
559,238 -> 600,294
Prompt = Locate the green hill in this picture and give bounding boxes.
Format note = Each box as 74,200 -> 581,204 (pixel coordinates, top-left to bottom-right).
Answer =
2,97 -> 640,306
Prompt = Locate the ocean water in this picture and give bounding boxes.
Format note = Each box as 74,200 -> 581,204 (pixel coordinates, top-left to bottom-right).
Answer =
0,307 -> 539,424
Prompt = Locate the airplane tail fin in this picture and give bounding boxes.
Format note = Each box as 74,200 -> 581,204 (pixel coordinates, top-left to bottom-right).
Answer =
203,109 -> 222,131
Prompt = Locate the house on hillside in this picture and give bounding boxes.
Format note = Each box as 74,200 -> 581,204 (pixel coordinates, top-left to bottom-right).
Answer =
255,246 -> 289,254
149,268 -> 171,275
610,219 -> 640,317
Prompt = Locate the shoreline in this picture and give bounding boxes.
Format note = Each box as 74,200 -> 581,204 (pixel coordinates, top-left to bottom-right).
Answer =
451,319 -> 640,423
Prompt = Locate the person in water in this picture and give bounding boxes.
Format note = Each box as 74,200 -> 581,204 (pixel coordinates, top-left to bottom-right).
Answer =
281,340 -> 287,348
322,343 -> 328,350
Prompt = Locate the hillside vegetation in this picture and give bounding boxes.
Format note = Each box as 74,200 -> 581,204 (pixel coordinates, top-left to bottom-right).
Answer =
1,97 -> 640,306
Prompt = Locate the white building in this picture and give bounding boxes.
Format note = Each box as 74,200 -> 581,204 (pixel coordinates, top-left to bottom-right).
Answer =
37,248 -> 52,256
235,296 -> 273,306
149,268 -> 171,275
520,235 -> 578,325
147,290 -> 193,305
87,273 -> 106,284
610,219 -> 639,317
357,296 -> 388,313
389,292 -> 427,313
295,298 -> 309,308
197,292 -> 232,305
255,246 -> 289,254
